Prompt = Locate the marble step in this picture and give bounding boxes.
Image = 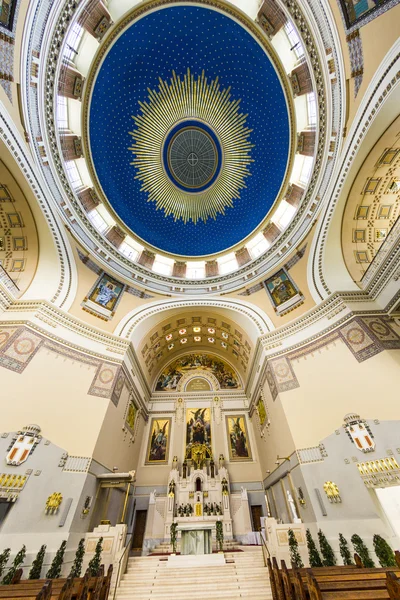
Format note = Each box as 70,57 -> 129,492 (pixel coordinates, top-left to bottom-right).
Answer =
121,575 -> 270,586
117,591 -> 273,600
119,583 -> 271,592
118,594 -> 273,600
116,588 -> 272,599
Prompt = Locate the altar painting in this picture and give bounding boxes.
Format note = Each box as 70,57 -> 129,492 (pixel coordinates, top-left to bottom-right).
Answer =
226,415 -> 252,461
88,273 -> 124,311
186,408 -> 211,447
264,269 -> 299,308
146,418 -> 171,464
155,354 -> 239,391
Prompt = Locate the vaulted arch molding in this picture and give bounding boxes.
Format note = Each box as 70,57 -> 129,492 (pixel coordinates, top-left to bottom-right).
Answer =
115,298 -> 273,343
0,101 -> 77,310
308,40 -> 400,303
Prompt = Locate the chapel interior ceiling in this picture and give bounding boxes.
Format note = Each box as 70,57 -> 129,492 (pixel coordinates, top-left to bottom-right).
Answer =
342,115 -> 400,284
0,153 -> 39,294
138,310 -> 252,385
38,0 -> 331,295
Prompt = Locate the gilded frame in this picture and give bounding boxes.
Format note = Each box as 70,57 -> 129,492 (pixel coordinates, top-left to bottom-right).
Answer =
145,417 -> 172,465
225,414 -> 252,462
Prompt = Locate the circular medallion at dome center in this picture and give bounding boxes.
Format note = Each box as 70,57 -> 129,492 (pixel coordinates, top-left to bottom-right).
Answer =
169,128 -> 217,190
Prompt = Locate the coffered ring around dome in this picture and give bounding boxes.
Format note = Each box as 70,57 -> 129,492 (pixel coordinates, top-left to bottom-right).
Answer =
35,0 -> 338,295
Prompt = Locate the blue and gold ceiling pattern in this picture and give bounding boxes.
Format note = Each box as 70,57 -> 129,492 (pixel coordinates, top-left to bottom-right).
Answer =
89,4 -> 290,257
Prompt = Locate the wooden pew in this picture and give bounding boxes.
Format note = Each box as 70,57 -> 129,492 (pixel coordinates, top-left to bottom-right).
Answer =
0,566 -> 112,600
387,572 -> 400,599
277,558 -> 400,600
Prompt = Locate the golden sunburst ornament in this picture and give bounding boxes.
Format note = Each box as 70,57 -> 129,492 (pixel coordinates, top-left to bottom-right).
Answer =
129,68 -> 254,224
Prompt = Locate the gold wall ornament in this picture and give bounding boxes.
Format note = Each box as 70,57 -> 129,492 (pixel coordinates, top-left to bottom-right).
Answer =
128,68 -> 254,224
0,473 -> 28,502
356,457 -> 400,488
185,442 -> 212,469
45,492 -> 63,514
323,481 -> 341,503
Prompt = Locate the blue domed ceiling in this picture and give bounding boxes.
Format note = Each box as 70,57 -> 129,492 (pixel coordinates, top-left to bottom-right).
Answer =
87,3 -> 292,257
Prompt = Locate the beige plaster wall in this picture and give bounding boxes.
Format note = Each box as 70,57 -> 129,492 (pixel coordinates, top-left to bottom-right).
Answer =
252,381 -> 296,476
279,341 -> 400,450
93,382 -> 146,472
0,347 -> 109,456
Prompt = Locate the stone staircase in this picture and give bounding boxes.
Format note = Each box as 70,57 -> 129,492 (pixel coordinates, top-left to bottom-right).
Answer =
115,546 -> 272,600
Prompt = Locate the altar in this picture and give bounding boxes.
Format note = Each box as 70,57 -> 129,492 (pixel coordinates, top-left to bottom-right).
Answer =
177,521 -> 214,555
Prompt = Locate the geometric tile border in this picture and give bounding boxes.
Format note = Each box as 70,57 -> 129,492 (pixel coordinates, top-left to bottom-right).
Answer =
264,316 -> 400,398
0,325 -> 127,402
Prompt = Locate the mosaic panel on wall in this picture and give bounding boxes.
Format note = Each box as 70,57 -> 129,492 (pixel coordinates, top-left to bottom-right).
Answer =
338,0 -> 396,28
82,272 -> 125,321
263,268 -> 303,315
226,415 -> 252,461
155,354 -> 240,391
0,0 -> 17,31
146,418 -> 171,464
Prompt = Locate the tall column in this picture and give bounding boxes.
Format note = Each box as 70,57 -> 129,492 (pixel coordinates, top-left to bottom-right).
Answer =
235,247 -> 251,267
61,134 -> 83,160
263,222 -> 282,244
77,187 -> 100,212
78,0 -> 112,40
257,0 -> 287,37
205,260 -> 219,278
138,250 -> 155,269
285,184 -> 304,209
290,62 -> 312,97
58,65 -> 84,100
172,261 -> 187,278
105,225 -> 126,249
297,131 -> 316,157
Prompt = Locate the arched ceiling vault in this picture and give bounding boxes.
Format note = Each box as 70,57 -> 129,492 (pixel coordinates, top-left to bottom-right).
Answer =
342,114 -> 400,284
115,298 -> 272,387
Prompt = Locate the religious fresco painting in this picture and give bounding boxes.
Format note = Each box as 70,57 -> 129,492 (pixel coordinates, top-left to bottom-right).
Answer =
146,418 -> 171,464
155,354 -> 240,391
186,408 -> 211,449
338,0 -> 394,28
226,415 -> 252,461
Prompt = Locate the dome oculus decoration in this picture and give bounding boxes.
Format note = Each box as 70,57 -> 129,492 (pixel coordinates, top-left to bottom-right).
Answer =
85,2 -> 293,256
129,69 -> 253,224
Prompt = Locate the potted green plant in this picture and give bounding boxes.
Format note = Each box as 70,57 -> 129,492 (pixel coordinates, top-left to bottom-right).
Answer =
216,520 -> 224,553
170,523 -> 178,555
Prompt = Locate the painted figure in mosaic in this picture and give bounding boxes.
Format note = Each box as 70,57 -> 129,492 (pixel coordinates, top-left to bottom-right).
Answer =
96,281 -> 118,307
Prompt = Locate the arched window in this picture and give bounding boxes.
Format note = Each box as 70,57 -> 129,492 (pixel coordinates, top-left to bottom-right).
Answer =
196,477 -> 202,492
